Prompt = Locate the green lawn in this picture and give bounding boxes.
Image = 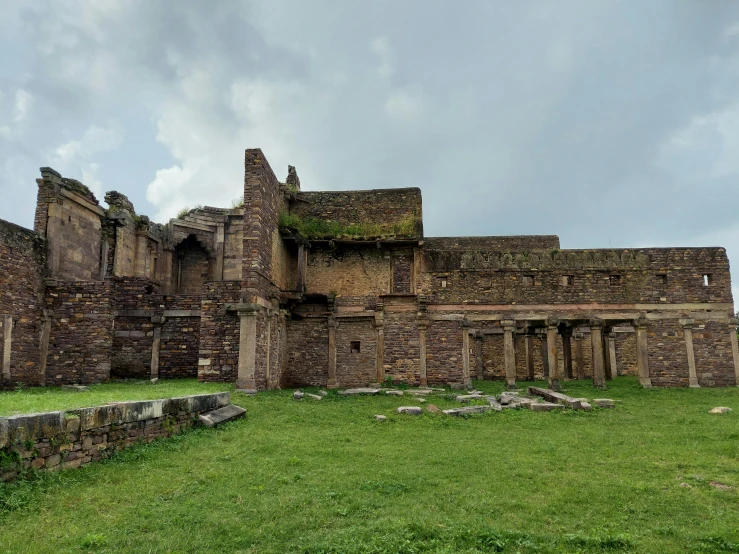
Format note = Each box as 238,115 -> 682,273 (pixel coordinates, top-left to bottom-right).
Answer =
0,379 -> 233,416
1,377 -> 738,553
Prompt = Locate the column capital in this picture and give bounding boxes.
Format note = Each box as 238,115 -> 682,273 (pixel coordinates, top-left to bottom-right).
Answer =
589,318 -> 603,330
679,318 -> 695,329
327,317 -> 338,329
546,316 -> 560,329
501,319 -> 516,331
150,316 -> 166,325
634,317 -> 649,330
461,318 -> 472,329
728,317 -> 737,328
226,302 -> 261,315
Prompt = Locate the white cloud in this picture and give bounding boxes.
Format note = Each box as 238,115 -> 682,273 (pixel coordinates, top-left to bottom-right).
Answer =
385,88 -> 426,121
13,89 -> 32,122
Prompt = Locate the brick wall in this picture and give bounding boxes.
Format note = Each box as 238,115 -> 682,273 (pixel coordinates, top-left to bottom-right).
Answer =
284,317 -> 329,387
425,320 -> 463,385
420,247 -> 732,305
198,281 -> 241,382
291,188 -> 423,239
160,317 -> 200,378
647,320 -> 690,387
0,219 -> 46,385
383,312 -> 420,385
336,318 -> 377,387
424,236 -> 560,251
693,321 -> 737,387
45,281 -> 113,385
111,316 -> 152,379
0,393 -> 230,483
307,246 -> 392,298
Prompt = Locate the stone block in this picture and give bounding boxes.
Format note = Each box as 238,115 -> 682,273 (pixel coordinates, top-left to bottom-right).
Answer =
235,389 -> 258,395
709,406 -> 732,414
485,397 -> 503,411
338,388 -> 380,396
62,385 -> 89,392
396,406 -> 423,415
593,399 -> 616,408
442,406 -> 490,416
293,390 -> 304,400
530,403 -> 565,412
456,394 -> 484,403
426,404 -> 441,413
305,393 -> 322,400
4,411 -> 66,446
198,404 -> 247,428
374,414 -> 388,421
385,390 -> 404,396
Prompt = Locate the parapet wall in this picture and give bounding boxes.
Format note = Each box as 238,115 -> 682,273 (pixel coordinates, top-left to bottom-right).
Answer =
0,392 -> 231,483
424,236 -> 560,252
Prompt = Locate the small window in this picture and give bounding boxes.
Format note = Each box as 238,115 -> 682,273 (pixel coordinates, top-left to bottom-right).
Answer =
350,341 -> 361,354
656,274 -> 667,286
703,274 -> 713,286
437,277 -> 447,288
609,275 -> 623,286
523,275 -> 535,286
561,275 -> 574,286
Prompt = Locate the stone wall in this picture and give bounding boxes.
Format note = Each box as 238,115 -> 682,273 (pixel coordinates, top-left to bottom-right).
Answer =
291,188 -> 423,239
693,321 -> 736,387
0,219 -> 46,385
647,320 -> 690,387
424,236 -> 560,252
284,316 -> 329,387
0,392 -> 230,483
425,320 -> 463,385
420,247 -> 733,305
198,281 -> 242,382
44,281 -> 113,385
336,318 -> 377,387
306,246 -> 392,299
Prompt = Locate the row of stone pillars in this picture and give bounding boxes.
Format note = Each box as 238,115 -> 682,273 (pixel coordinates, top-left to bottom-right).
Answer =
468,318 -> 653,391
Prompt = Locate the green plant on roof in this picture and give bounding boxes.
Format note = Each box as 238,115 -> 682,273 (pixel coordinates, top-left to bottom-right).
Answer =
278,211 -> 418,240
176,205 -> 203,220
230,195 -> 245,209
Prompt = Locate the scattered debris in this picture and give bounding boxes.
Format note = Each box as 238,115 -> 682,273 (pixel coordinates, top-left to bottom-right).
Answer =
374,414 -> 388,422
455,394 -> 484,403
593,399 -> 616,408
385,390 -> 404,396
293,390 -> 305,400
710,481 -> 734,490
397,406 -> 423,415
530,402 -> 565,412
318,390 -> 328,397
708,406 -> 732,414
150,378 -> 159,385
443,406 -> 490,416
305,393 -> 322,400
235,389 -> 258,395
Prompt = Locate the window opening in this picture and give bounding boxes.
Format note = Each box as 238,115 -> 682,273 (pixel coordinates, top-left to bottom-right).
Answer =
350,341 -> 361,354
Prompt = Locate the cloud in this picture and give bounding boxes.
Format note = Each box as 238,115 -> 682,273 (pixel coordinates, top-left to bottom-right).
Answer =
370,36 -> 394,79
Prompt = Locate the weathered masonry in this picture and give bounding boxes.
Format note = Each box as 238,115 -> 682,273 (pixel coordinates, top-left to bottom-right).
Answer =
1,150 -> 737,390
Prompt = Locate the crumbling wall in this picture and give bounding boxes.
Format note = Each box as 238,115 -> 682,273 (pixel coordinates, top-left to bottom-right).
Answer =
306,246 -> 392,299
424,236 -> 560,252
336,318 -> 377,387
0,219 -> 46,385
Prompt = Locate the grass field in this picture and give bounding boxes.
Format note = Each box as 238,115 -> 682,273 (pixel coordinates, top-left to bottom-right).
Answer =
0,379 -> 233,416
1,377 -> 738,553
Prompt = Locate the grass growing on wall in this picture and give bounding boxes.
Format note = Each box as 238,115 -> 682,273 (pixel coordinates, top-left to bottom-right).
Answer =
1,377 -> 738,552
0,379 -> 233,416
279,211 -> 419,240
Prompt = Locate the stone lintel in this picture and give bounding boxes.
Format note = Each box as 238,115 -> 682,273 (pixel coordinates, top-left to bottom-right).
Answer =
226,303 -> 261,314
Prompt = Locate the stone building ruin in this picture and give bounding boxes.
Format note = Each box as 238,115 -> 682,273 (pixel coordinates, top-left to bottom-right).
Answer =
1,149 -> 738,390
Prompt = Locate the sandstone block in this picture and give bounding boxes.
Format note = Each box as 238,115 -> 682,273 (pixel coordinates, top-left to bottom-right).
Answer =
397,406 -> 423,415
426,404 -> 440,413
485,397 -> 503,411
198,405 -> 247,428
709,406 -> 732,414
530,402 -> 565,412
442,406 -> 490,417
339,388 -> 380,396
306,393 -> 322,401
235,389 -> 258,395
293,390 -> 305,400
385,390 -> 404,396
374,414 -> 388,421
456,394 -> 484,403
593,399 -> 616,408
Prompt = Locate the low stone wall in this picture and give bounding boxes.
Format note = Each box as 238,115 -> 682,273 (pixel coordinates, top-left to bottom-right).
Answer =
0,392 -> 230,483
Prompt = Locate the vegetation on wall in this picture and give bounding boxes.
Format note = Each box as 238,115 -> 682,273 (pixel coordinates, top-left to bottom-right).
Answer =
176,205 -> 203,220
278,211 -> 419,240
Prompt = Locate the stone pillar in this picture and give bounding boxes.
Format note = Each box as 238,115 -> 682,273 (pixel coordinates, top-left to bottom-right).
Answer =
503,320 -> 517,390
729,318 -> 739,387
150,316 -> 165,380
418,321 -> 428,387
474,334 -> 483,381
215,223 -> 225,281
609,336 -> 618,378
602,327 -> 612,381
375,304 -> 384,384
574,331 -> 585,380
540,331 -> 549,375
39,312 -> 51,386
235,305 -> 259,390
134,231 -> 148,277
546,319 -> 560,391
265,312 -> 272,387
635,317 -> 652,388
525,334 -> 535,381
562,328 -> 573,380
590,319 -> 606,389
327,317 -> 338,388
462,320 -> 472,387
680,318 -> 699,388
2,315 -> 12,382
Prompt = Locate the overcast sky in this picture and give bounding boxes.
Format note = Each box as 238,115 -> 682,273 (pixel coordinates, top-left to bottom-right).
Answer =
2,1 -> 738,299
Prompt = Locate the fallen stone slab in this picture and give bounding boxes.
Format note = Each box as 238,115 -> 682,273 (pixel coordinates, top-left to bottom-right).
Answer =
62,385 -> 89,392
385,390 -> 404,396
150,378 -> 159,385
293,390 -> 305,400
579,402 -> 592,411
530,402 -> 565,412
409,388 -> 434,395
235,388 -> 258,395
374,414 -> 388,421
528,386 -> 589,409
443,406 -> 490,416
318,390 -> 328,397
198,404 -> 247,428
306,393 -> 322,400
593,398 -> 616,408
339,388 -> 381,396
709,406 -> 733,414
456,394 -> 484,403
397,406 -> 423,415
485,396 -> 503,411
